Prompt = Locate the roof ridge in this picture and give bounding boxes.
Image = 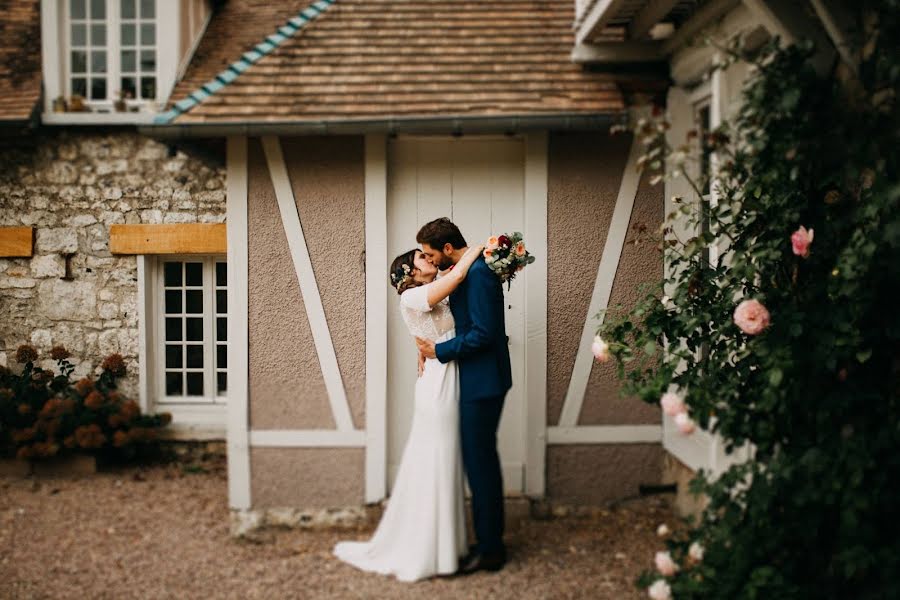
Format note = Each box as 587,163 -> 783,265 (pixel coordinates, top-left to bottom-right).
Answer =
153,0 -> 336,124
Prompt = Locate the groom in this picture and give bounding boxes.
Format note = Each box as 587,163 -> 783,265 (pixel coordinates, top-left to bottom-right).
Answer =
414,217 -> 512,574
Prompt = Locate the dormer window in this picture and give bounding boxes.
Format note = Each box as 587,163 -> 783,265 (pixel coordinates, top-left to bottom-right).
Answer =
65,0 -> 157,109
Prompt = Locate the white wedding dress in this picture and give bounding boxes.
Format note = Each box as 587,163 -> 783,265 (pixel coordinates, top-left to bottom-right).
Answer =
333,282 -> 468,582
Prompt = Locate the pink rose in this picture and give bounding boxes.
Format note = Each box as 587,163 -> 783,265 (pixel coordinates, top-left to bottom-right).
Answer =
515,241 -> 526,256
674,411 -> 696,435
591,336 -> 610,362
486,236 -> 500,250
654,551 -> 679,576
791,225 -> 814,258
647,579 -> 672,600
733,299 -> 771,335
659,392 -> 685,417
688,541 -> 705,563
483,248 -> 493,259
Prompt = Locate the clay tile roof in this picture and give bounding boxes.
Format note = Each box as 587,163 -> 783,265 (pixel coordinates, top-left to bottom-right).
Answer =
165,0 -> 628,124
0,0 -> 42,123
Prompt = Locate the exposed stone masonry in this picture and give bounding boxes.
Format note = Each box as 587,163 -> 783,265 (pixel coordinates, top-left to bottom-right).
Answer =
0,130 -> 225,399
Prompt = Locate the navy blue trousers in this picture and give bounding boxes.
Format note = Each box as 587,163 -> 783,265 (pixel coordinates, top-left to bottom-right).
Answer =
459,394 -> 506,556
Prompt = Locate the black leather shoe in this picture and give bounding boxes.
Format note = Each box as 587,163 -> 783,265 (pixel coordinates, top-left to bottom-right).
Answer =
456,551 -> 506,575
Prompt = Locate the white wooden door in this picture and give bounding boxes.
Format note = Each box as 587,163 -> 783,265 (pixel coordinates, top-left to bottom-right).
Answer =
386,136 -> 527,495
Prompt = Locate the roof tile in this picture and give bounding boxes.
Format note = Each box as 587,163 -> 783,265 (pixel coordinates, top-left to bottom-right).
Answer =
0,0 -> 41,122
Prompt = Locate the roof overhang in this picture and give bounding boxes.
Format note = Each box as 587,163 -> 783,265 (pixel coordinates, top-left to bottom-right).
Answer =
139,112 -> 626,140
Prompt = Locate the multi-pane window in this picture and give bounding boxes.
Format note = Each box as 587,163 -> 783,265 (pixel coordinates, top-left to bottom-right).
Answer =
157,257 -> 227,404
65,0 -> 157,107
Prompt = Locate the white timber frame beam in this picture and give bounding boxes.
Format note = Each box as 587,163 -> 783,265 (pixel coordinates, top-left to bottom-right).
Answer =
364,134 -> 389,503
629,0 -> 681,40
556,135 -> 643,429
261,135 -> 356,433
576,0 -> 629,45
548,426 -> 662,445
225,135 -> 251,510
249,429 -> 366,448
572,41 -> 663,64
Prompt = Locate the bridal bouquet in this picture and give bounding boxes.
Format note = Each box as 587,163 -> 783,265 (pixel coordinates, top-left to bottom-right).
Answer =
482,232 -> 535,288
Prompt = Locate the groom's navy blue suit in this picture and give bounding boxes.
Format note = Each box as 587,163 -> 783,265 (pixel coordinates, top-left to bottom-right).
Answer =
435,256 -> 511,557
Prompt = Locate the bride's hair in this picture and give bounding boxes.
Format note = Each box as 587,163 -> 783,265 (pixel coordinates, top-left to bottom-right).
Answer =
389,249 -> 420,295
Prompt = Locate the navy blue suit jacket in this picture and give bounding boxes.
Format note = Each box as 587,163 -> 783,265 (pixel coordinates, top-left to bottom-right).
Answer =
435,257 -> 512,402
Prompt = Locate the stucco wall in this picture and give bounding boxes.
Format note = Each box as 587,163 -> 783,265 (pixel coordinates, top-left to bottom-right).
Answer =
249,447 -> 364,508
546,131 -> 665,504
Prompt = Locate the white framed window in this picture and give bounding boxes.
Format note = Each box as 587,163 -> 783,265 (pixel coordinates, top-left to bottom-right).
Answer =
64,0 -> 157,110
155,255 -> 228,405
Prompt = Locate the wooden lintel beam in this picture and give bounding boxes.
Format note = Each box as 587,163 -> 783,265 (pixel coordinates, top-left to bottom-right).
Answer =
0,226 -> 34,257
629,0 -> 681,40
109,223 -> 227,255
576,0 -> 629,45
572,41 -> 664,64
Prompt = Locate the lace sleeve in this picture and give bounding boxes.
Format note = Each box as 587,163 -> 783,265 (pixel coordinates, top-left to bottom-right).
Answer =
400,284 -> 432,313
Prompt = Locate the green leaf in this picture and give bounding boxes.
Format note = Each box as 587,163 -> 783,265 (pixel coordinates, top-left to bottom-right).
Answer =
643,341 -> 657,356
856,349 -> 872,363
768,368 -> 783,387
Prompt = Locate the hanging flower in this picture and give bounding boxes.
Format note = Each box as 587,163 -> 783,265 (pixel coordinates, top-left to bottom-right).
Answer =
674,411 -> 696,435
655,551 -> 680,576
660,392 -> 685,417
647,579 -> 672,600
592,336 -> 610,362
790,225 -> 814,258
733,299 -> 771,335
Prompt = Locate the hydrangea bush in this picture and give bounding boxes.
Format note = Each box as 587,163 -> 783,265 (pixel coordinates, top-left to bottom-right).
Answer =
597,6 -> 899,598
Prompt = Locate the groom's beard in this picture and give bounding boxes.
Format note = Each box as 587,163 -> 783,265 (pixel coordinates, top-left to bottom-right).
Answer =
437,254 -> 454,270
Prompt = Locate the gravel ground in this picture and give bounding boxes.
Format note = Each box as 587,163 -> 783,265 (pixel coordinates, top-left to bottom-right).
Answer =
0,457 -> 676,599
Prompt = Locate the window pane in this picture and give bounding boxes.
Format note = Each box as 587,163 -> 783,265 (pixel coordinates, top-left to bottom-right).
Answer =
164,290 -> 181,314
185,262 -> 202,286
140,49 -> 155,73
165,317 -> 182,341
216,317 -> 227,342
185,290 -> 203,314
71,24 -> 86,46
72,78 -> 87,97
140,0 -> 155,19
119,50 -> 135,72
186,372 -> 203,396
140,77 -> 156,100
216,262 -> 226,286
140,23 -> 155,46
91,50 -> 107,73
165,344 -> 182,368
121,23 -> 135,45
90,77 -> 107,99
186,317 -> 203,341
90,24 -> 106,46
217,344 -> 226,368
121,77 -> 136,100
90,0 -> 105,19
163,262 -> 181,286
186,344 -> 203,368
165,372 -> 182,395
217,372 -> 227,393
120,0 -> 135,19
71,51 -> 86,73
216,290 -> 226,314
70,0 -> 86,20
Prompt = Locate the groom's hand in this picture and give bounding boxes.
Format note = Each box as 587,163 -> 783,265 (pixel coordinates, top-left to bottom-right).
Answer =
415,337 -> 437,359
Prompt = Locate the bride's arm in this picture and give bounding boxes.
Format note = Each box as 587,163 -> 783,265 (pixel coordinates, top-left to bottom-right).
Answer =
425,245 -> 485,307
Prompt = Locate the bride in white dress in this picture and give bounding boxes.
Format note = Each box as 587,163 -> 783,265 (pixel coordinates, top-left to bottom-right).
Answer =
333,244 -> 484,582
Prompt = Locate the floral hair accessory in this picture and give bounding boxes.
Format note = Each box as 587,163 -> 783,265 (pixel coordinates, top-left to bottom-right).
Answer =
483,231 -> 536,289
390,263 -> 413,291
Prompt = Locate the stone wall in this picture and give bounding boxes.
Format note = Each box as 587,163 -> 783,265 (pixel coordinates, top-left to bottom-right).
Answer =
0,129 -> 225,399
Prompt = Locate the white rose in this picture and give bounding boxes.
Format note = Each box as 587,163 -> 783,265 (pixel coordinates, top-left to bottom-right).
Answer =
656,524 -> 670,538
647,579 -> 672,600
654,551 -> 679,576
591,336 -> 610,362
674,411 -> 696,435
689,541 -> 705,563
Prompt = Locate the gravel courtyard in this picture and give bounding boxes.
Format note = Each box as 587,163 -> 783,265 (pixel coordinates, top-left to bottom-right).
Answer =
0,455 -> 676,599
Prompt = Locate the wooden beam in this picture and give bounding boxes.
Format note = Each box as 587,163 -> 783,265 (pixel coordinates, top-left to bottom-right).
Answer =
742,0 -> 834,74
0,226 -> 34,257
809,0 -> 858,74
662,0 -> 741,55
629,0 -> 680,40
109,223 -> 227,254
572,41 -> 664,64
576,0 -> 629,45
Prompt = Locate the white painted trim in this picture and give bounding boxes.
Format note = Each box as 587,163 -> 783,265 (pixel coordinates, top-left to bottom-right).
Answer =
364,134 -> 389,503
40,0 -> 62,115
42,112 -> 157,125
156,0 -> 180,111
557,136 -> 643,427
249,429 -> 367,448
523,132 -> 548,497
576,0 -> 628,45
174,1 -> 214,84
226,136 -> 251,510
136,254 -> 153,414
260,136 -> 356,433
547,425 -> 662,445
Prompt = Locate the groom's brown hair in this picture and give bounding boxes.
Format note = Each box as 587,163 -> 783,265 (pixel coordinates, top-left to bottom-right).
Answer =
416,217 -> 467,250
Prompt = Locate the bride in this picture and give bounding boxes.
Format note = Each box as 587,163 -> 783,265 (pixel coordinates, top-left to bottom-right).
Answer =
332,243 -> 484,582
